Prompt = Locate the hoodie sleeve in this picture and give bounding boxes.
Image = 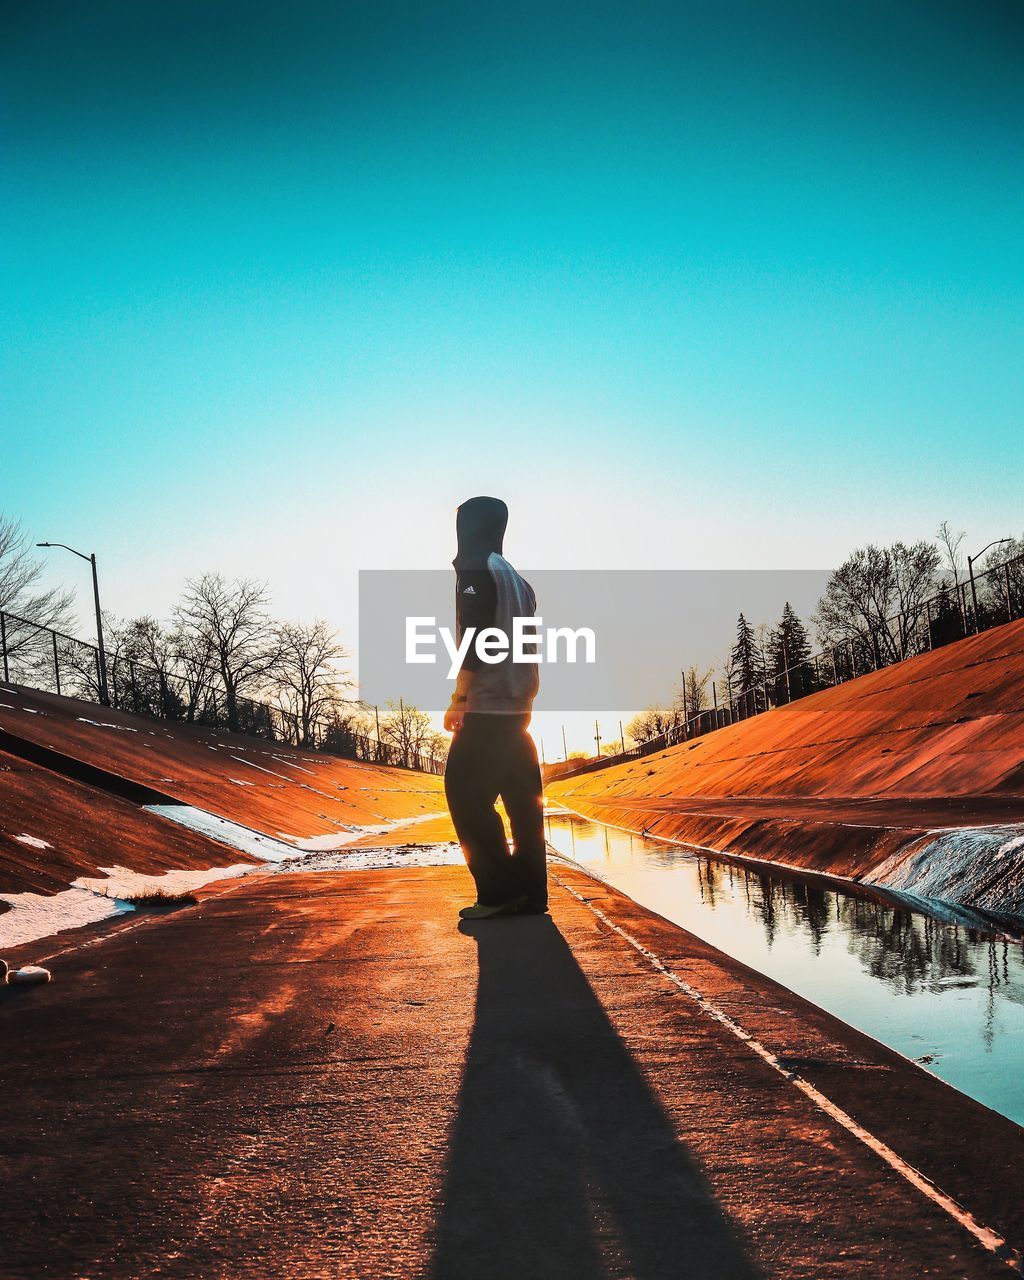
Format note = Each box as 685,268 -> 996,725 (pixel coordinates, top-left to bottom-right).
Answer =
455,568 -> 498,672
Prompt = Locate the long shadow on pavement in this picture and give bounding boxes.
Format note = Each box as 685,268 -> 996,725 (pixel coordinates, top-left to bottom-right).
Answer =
430,915 -> 763,1280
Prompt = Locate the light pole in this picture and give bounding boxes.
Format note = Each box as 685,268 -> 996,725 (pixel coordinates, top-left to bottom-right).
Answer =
967,539 -> 1011,633
36,542 -> 109,705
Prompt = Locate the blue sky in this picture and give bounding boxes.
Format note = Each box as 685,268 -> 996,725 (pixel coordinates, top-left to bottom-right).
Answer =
3,1 -> 1022,742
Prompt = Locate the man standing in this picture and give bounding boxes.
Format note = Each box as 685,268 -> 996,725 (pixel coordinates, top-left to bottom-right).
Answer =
443,496 -> 547,919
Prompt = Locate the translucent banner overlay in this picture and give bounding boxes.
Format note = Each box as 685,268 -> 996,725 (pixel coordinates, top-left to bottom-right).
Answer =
358,569 -> 832,713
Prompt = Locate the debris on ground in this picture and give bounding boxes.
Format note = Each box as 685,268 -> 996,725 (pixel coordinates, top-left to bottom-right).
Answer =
7,964 -> 51,985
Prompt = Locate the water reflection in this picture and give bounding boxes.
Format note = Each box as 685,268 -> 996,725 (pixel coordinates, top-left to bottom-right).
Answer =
544,811 -> 1024,1126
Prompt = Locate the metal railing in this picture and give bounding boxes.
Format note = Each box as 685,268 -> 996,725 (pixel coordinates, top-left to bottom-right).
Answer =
0,610 -> 445,776
557,549 -> 1024,781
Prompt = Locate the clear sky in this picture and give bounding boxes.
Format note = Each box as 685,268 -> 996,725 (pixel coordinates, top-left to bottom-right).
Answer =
3,2 -> 1022,750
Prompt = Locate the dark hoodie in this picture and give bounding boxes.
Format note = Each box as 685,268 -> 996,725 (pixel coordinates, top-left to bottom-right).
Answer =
452,496 -> 539,713
453,495 -> 508,572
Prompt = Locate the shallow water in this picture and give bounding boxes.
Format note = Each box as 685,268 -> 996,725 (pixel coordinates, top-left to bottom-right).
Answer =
545,810 -> 1024,1128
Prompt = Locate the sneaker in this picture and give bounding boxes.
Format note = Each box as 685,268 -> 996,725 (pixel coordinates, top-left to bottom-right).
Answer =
458,895 -> 528,920
518,901 -> 549,915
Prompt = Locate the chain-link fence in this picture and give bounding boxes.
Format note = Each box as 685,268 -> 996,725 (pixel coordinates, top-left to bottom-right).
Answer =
559,550 -> 1024,780
0,610 -> 445,776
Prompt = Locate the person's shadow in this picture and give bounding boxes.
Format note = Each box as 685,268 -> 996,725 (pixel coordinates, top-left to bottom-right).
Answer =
430,916 -> 763,1280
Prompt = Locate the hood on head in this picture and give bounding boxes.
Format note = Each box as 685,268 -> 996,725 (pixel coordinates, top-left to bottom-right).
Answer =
454,495 -> 508,568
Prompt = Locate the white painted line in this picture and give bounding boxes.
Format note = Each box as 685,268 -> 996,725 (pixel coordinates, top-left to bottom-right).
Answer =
268,755 -> 318,776
552,871 -> 1024,1275
229,754 -> 341,802
32,914 -> 155,966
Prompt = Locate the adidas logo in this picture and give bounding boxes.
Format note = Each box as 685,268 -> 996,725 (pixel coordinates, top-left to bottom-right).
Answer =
462,585 -> 476,595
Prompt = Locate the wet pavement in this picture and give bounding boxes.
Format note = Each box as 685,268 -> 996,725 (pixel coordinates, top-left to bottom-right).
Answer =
2,860 -> 1023,1278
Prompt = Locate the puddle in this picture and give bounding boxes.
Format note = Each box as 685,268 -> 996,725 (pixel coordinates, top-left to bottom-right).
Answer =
545,811 -> 1024,1128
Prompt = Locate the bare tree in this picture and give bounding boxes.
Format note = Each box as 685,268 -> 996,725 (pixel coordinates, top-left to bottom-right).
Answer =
937,520 -> 965,585
333,702 -> 376,739
981,534 -> 1022,572
626,703 -> 680,745
379,699 -> 437,766
814,541 -> 941,666
714,647 -> 738,717
174,574 -> 280,732
108,615 -> 189,718
0,514 -> 75,626
888,542 -> 943,656
754,623 -> 773,687
424,730 -> 450,764
0,514 -> 76,680
167,621 -> 216,721
981,533 -> 1024,622
272,618 -> 350,748
685,665 -> 711,714
319,701 -> 375,756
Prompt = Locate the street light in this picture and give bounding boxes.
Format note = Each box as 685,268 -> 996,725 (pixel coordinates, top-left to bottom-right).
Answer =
36,541 -> 109,705
967,539 -> 1012,634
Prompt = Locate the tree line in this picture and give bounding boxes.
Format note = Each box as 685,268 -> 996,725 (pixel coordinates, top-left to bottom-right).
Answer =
0,515 -> 448,763
627,523 -> 1023,749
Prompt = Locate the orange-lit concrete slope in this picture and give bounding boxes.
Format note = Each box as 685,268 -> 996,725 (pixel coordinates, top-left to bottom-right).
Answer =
0,748 -> 257,900
0,684 -> 449,842
548,619 -> 1024,914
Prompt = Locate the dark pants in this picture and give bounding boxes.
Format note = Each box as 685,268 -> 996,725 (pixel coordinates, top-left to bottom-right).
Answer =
444,713 -> 547,907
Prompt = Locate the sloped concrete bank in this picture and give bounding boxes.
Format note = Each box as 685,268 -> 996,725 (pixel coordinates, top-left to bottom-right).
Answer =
549,797 -> 1024,918
0,684 -> 452,950
549,619 -> 1024,918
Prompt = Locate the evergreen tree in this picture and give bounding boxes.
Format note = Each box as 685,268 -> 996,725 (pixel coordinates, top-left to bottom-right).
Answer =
730,613 -> 766,716
928,583 -> 964,649
767,602 -> 814,701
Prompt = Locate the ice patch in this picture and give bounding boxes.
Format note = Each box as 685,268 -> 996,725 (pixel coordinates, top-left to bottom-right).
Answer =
143,805 -> 301,862
867,824 -> 1024,918
73,863 -> 255,899
14,834 -> 52,850
0,887 -> 131,948
269,842 -> 465,873
0,861 -> 261,950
